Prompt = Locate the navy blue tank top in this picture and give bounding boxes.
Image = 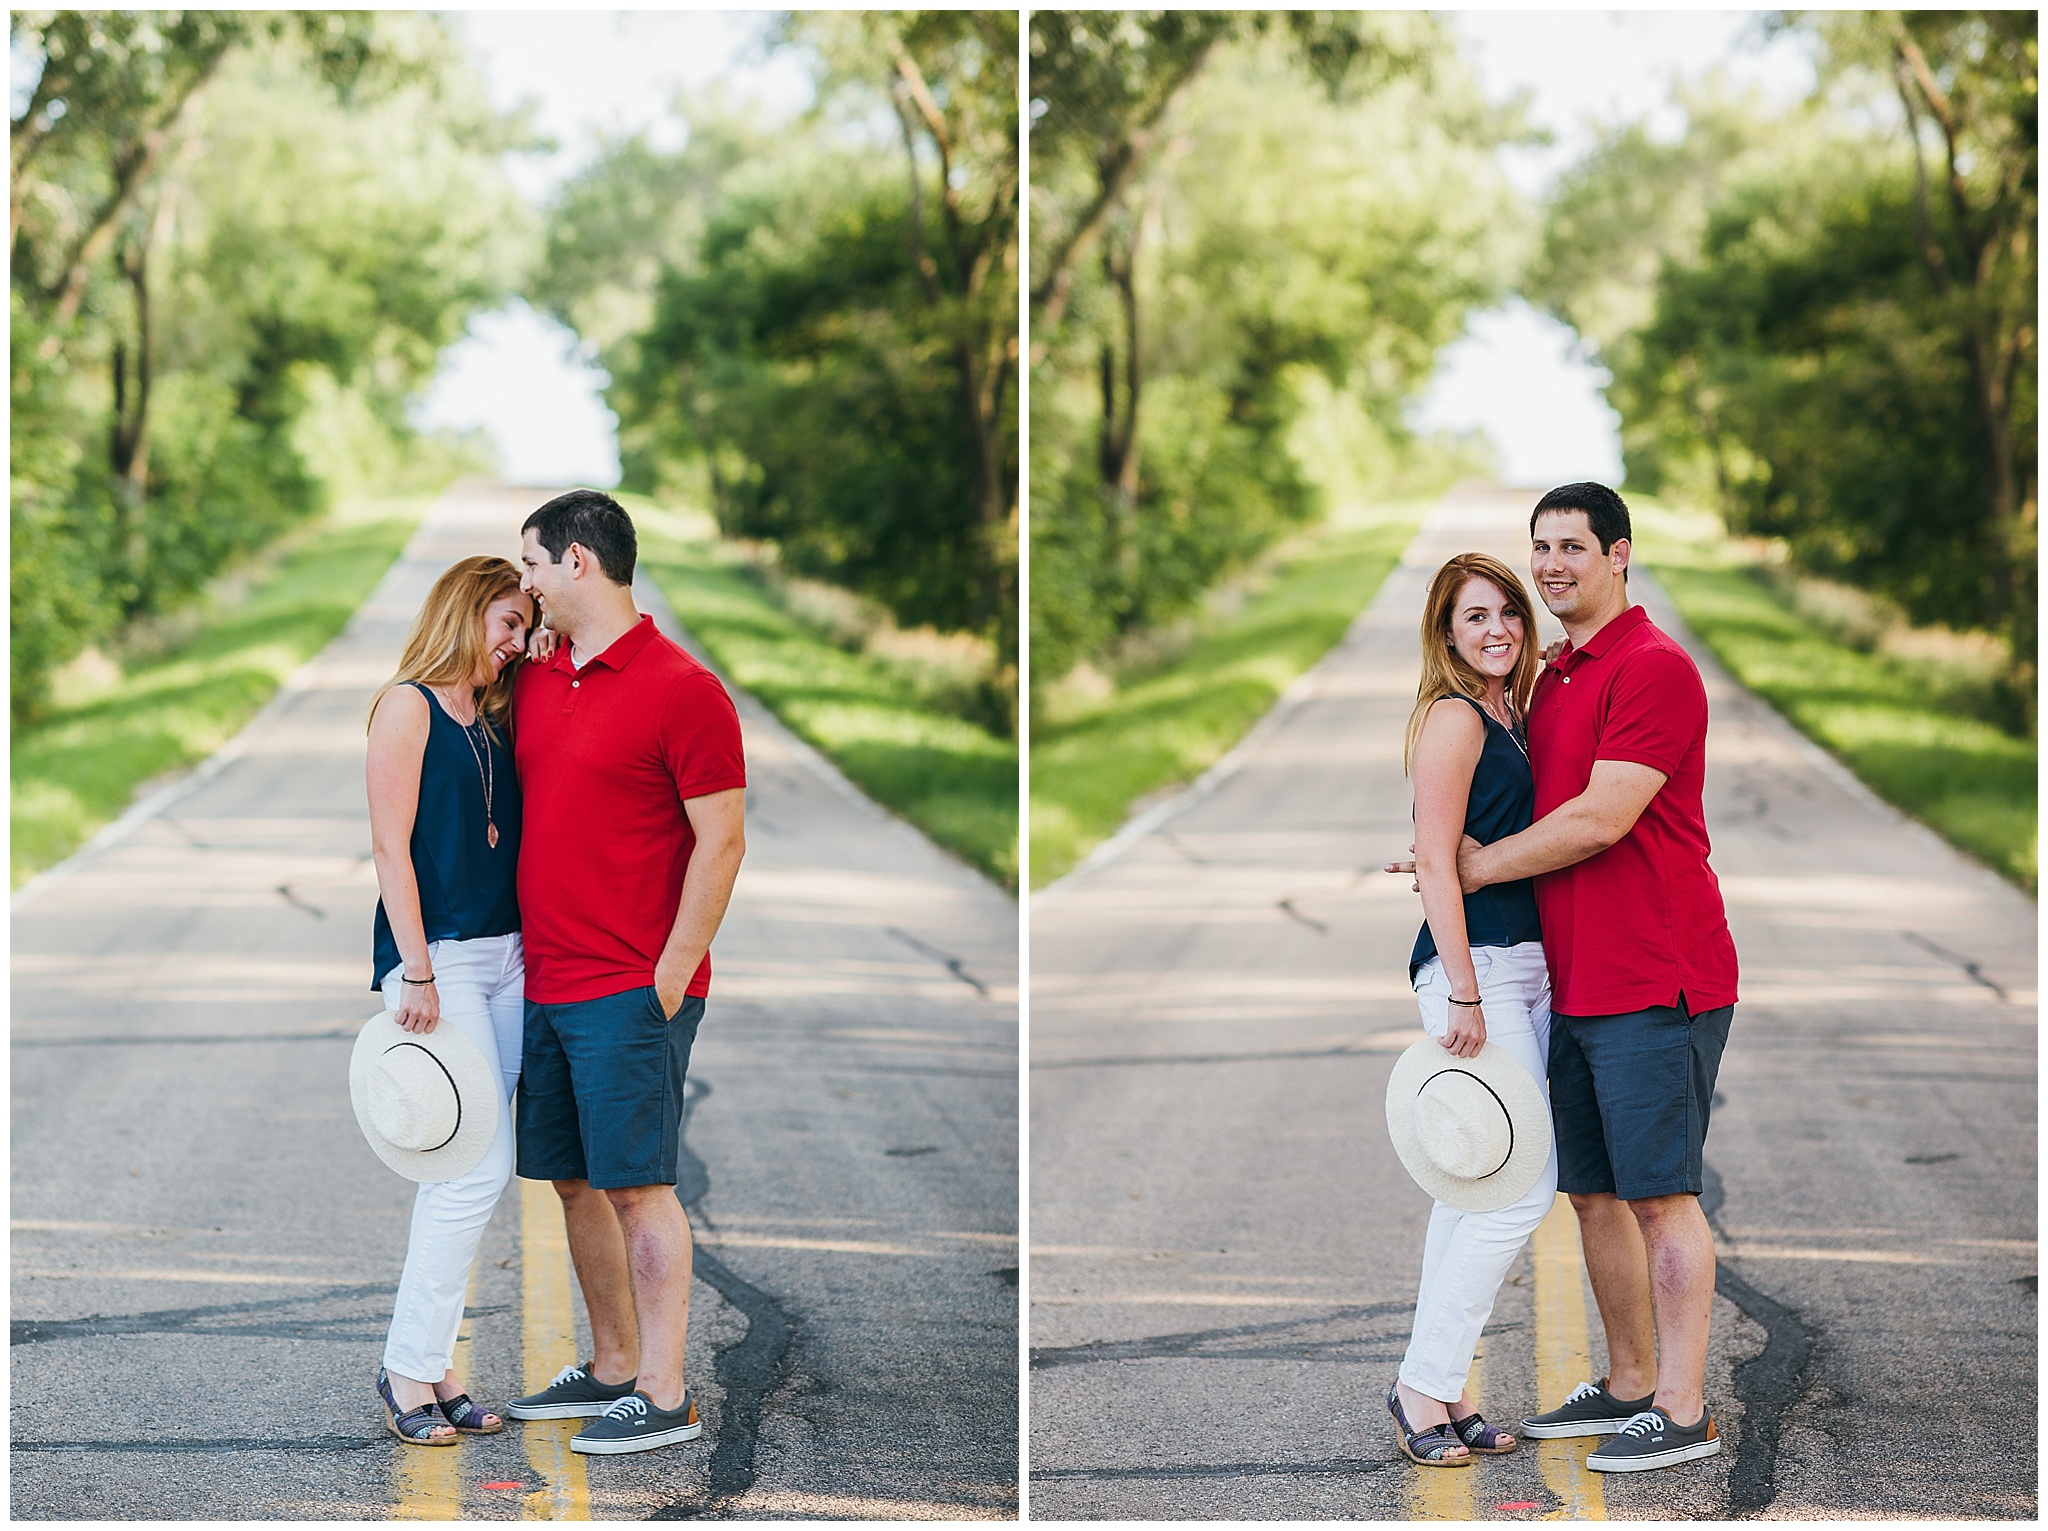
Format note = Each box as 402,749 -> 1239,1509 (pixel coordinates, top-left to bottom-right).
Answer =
372,682 -> 522,987
1409,693 -> 1543,983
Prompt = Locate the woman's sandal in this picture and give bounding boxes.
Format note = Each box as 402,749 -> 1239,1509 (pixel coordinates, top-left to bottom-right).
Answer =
378,1368 -> 457,1447
1449,1410 -> 1518,1454
1388,1380 -> 1472,1467
436,1392 -> 503,1434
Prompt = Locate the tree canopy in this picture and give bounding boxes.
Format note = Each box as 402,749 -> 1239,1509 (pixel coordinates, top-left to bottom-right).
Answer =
11,10 -> 530,718
1529,10 -> 2036,721
533,12 -> 1020,726
1028,12 -> 1523,688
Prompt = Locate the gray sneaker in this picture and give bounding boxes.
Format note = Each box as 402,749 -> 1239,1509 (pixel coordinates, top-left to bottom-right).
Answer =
1518,1377 -> 1656,1438
504,1361 -> 638,1420
570,1389 -> 703,1455
1586,1406 -> 1721,1472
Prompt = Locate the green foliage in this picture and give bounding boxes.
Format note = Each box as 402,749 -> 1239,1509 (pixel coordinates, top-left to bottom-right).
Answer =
635,522 -> 1017,889
1633,502 -> 2034,892
10,12 -> 529,721
536,14 -> 1020,727
1028,18 -> 1523,692
1031,501 -> 1426,888
1532,14 -> 2036,721
626,166 -> 990,634
11,501 -> 425,887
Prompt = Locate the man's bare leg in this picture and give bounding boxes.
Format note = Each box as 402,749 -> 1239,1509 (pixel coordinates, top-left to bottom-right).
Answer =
606,1184 -> 694,1411
555,1178 -> 638,1383
1570,1191 -> 1658,1400
1628,1192 -> 1716,1423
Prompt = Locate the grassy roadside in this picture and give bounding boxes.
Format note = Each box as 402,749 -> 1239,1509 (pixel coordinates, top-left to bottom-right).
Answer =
10,497 -> 430,889
632,502 -> 1018,890
1029,499 -> 1430,889
1632,500 -> 2036,893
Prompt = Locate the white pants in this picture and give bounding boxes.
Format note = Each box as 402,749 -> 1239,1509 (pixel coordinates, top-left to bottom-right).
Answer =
379,932 -> 523,1381
1398,941 -> 1558,1403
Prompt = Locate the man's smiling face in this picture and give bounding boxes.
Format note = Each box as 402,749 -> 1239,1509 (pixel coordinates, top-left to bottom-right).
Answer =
519,528 -> 571,624
1530,508 -> 1628,624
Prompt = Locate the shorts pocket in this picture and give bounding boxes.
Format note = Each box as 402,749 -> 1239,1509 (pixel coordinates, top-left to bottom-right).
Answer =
645,984 -> 681,1024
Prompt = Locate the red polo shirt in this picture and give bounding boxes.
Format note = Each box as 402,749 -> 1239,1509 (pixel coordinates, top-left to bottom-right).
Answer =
1526,603 -> 1738,1016
513,615 -> 747,1004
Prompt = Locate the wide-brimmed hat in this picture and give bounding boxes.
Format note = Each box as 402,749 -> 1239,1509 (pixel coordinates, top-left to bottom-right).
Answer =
1385,1037 -> 1552,1212
349,1012 -> 498,1183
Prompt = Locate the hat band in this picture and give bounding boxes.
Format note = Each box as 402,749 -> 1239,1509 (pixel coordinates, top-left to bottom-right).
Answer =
1417,1068 -> 1513,1180
383,1042 -> 463,1152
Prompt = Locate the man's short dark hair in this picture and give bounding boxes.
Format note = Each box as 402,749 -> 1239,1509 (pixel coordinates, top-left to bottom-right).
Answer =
1530,482 -> 1632,554
523,489 -> 637,586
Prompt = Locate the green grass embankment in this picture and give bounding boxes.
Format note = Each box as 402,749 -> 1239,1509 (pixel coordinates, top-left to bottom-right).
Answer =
632,501 -> 1018,890
1029,499 -> 1430,890
11,497 -> 430,888
1633,500 -> 2036,893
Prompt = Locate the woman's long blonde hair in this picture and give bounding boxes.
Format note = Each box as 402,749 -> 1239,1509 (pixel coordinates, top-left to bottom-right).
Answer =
1403,552 -> 1540,776
368,556 -> 532,738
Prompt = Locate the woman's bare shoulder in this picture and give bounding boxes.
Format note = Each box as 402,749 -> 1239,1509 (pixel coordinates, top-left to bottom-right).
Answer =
1421,694 -> 1484,730
369,682 -> 431,734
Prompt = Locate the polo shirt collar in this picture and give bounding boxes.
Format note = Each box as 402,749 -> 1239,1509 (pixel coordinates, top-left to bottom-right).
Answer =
552,613 -> 657,674
1552,603 -> 1648,672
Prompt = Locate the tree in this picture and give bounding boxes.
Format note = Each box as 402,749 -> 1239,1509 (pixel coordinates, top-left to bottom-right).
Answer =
10,12 -> 527,718
1531,13 -> 2036,720
1028,17 -> 1521,685
537,13 -> 1021,727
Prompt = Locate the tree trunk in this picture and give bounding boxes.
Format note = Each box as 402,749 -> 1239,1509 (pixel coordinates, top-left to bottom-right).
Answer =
108,227 -> 158,617
41,46 -> 228,338
1030,40 -> 1218,337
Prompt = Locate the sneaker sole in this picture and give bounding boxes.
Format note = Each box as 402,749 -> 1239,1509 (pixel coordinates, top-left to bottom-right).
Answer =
1587,1437 -> 1722,1473
504,1400 -> 621,1420
571,1420 -> 705,1454
1516,1419 -> 1632,1439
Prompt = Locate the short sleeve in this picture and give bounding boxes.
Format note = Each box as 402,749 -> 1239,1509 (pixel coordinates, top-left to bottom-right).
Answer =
1594,645 -> 1704,777
658,667 -> 748,800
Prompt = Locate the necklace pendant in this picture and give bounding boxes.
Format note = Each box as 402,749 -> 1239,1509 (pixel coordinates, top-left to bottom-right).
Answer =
486,821 -> 500,850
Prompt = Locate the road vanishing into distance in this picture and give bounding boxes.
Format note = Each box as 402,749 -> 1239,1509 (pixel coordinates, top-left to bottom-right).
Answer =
1028,484 -> 2036,1520
13,481 -> 1019,1520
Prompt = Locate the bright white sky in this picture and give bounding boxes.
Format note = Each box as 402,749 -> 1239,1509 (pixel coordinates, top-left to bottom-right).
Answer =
415,10 -> 1819,493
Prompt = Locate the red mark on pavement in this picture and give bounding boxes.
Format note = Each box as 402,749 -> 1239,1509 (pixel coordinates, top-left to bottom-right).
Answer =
1495,1503 -> 1540,1513
481,1482 -> 525,1491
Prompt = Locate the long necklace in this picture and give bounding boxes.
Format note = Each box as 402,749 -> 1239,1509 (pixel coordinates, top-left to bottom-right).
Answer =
1484,693 -> 1530,763
451,704 -> 500,850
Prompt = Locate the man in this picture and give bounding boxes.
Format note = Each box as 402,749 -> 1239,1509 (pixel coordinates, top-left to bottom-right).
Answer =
500,489 -> 747,1456
1407,482 -> 1739,1472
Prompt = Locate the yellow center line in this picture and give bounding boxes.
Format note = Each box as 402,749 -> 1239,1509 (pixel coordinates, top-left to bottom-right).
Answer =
1403,1339 -> 1479,1519
1532,1194 -> 1606,1520
391,1270 -> 472,1519
521,1176 -> 592,1520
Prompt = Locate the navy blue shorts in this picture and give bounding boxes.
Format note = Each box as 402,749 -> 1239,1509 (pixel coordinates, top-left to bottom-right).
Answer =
516,986 -> 704,1190
1549,999 -> 1733,1202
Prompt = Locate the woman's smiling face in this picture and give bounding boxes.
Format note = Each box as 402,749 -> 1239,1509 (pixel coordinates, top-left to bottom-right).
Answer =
1446,575 -> 1522,682
476,592 -> 534,684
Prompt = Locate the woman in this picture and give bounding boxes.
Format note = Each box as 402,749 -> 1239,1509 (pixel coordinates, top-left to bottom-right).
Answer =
1386,552 -> 1556,1467
366,555 -> 532,1445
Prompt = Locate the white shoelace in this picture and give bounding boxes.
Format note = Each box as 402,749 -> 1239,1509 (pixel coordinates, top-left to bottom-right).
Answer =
546,1363 -> 588,1388
1615,1411 -> 1665,1438
600,1393 -> 650,1421
1565,1380 -> 1603,1404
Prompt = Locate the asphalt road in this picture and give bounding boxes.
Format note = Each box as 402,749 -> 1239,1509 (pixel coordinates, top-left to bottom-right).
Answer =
1027,484 -> 2036,1520
12,481 -> 1019,1520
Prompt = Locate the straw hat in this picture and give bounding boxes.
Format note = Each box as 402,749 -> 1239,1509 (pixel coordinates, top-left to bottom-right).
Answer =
349,1012 -> 498,1183
1385,1037 -> 1552,1212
